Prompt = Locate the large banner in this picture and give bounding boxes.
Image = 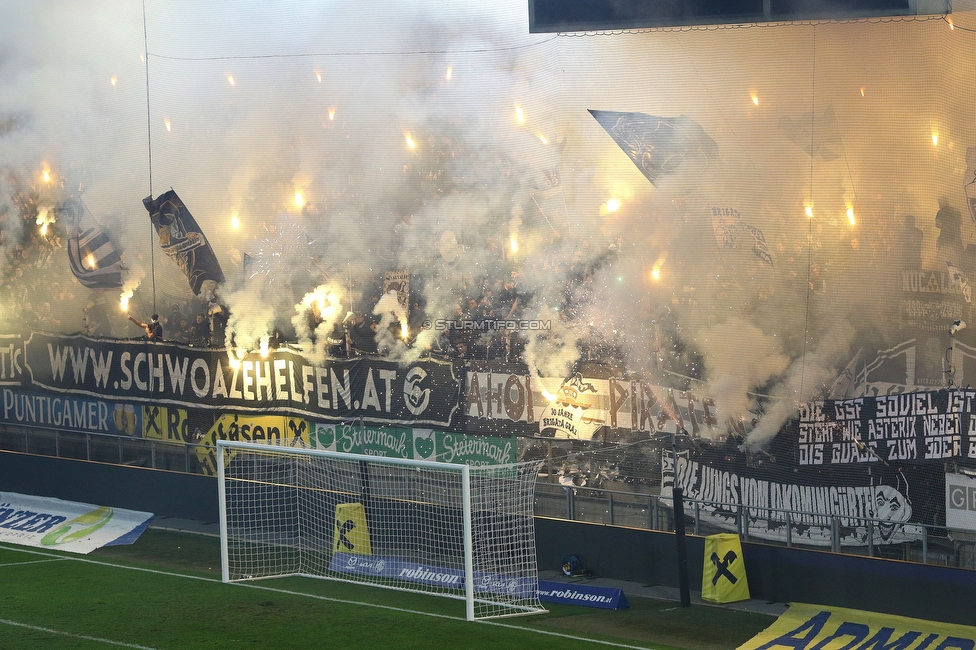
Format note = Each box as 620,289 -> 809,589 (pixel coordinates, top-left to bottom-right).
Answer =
463,367 -> 725,438
16,332 -> 460,427
2,331 -> 735,442
798,390 -> 976,466
662,451 -> 925,547
900,268 -> 972,339
738,603 -> 976,650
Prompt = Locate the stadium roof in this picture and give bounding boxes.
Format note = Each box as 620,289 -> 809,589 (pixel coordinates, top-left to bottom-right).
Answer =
528,0 -> 952,32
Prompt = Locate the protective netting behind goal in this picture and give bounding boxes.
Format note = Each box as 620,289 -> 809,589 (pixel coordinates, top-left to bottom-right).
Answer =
217,440 -> 546,620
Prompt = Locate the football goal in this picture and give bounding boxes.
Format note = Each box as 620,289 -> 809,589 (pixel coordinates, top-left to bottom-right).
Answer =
216,439 -> 547,620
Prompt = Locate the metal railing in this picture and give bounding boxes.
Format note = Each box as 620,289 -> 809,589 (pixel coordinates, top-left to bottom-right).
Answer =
534,482 -> 975,570
3,424 -> 975,571
0,425 -> 206,474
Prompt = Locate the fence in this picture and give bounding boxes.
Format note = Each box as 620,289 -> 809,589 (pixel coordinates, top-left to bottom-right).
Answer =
534,481 -> 976,570
3,423 -> 975,571
0,425 -> 205,474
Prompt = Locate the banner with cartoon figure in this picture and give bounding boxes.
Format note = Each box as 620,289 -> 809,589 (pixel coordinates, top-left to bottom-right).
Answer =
662,451 -> 925,547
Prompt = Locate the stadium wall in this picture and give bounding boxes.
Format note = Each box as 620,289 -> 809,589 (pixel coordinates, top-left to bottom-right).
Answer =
0,450 -> 217,523
3,450 -> 973,626
536,517 -> 976,626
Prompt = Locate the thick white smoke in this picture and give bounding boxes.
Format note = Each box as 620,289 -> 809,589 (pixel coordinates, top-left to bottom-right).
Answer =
2,1 -> 974,449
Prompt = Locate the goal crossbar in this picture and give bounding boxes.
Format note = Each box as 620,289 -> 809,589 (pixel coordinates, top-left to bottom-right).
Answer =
216,439 -> 546,621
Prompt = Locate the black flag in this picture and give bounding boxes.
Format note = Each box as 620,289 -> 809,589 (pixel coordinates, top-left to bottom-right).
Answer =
589,109 -> 717,186
746,223 -> 773,265
779,106 -> 842,161
143,190 -> 225,295
59,197 -> 124,290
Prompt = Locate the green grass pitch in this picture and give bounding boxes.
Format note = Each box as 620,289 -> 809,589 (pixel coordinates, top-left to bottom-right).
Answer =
0,529 -> 775,649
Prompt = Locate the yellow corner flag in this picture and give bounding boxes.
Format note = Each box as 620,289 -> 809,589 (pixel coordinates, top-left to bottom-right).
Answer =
702,533 -> 750,603
333,502 -> 372,555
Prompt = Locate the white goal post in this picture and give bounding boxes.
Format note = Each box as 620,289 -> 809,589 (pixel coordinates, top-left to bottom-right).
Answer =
216,439 -> 547,620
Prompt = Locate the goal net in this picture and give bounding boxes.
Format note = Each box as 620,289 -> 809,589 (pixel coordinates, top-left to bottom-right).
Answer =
216,439 -> 547,620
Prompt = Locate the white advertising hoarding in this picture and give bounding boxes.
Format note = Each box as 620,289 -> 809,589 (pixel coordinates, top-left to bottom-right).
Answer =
946,473 -> 976,532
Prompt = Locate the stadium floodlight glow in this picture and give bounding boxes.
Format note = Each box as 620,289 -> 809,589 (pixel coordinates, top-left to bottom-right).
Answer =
216,440 -> 547,621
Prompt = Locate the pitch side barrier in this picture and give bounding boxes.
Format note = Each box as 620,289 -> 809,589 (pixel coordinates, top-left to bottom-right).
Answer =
2,450 -> 976,624
2,423 -> 974,570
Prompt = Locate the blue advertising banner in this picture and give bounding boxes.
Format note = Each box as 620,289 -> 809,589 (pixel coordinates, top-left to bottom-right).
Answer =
537,580 -> 629,609
329,552 -> 538,599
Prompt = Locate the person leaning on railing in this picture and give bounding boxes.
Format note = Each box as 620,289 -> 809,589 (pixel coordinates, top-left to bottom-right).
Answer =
128,313 -> 163,341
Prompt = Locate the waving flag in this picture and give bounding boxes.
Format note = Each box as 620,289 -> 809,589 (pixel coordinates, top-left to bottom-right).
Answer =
710,207 -> 773,265
779,106 -> 842,161
946,260 -> 972,303
589,110 -> 717,186
58,197 -> 124,290
829,348 -> 864,400
143,190 -> 225,295
746,224 -> 772,265
711,207 -> 742,248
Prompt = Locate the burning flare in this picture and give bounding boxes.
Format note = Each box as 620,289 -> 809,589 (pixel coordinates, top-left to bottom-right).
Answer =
651,256 -> 666,281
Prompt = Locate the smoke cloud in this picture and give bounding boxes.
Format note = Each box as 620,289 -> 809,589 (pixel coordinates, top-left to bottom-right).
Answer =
0,1 -> 971,448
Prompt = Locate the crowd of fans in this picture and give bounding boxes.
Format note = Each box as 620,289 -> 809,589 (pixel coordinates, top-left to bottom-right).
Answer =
315,270 -> 533,362
95,266 -> 538,363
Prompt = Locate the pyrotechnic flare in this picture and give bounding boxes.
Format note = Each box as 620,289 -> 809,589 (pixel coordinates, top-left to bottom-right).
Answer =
292,285 -> 344,351
651,256 -> 665,281
372,291 -> 408,358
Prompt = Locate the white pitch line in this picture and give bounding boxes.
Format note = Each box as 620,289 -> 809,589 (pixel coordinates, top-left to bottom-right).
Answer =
0,543 -> 656,649
0,618 -> 160,649
0,557 -> 69,568
480,620 -> 664,650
